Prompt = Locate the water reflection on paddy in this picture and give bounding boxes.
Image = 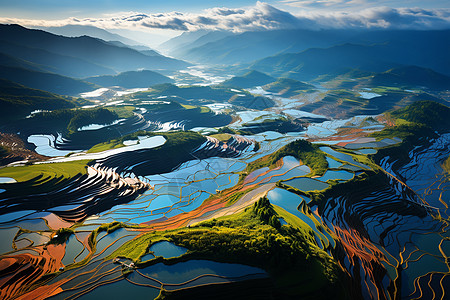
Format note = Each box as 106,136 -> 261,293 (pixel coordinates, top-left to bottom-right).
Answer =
62,234 -> 84,266
320,146 -> 370,169
356,149 -> 377,155
267,188 -> 309,219
282,177 -> 329,191
0,227 -> 19,254
27,134 -> 77,157
0,177 -> 17,184
316,170 -> 354,182
147,195 -> 179,211
148,241 -> 187,259
326,157 -> 342,168
345,138 -> 401,150
136,260 -> 267,287
0,210 -> 36,224
78,277 -> 160,300
267,189 -> 328,244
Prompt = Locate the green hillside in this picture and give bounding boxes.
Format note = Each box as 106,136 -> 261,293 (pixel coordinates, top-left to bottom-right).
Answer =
0,79 -> 79,122
220,70 -> 275,88
85,70 -> 174,88
367,66 -> 450,91
389,100 -> 450,129
0,65 -> 96,95
263,78 -> 315,96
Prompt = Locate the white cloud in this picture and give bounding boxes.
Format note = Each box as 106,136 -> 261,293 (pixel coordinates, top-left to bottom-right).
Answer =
0,2 -> 449,32
280,0 -> 367,9
298,6 -> 450,29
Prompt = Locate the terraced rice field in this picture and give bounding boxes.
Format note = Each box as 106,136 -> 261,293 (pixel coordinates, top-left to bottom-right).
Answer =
1,105 -> 449,299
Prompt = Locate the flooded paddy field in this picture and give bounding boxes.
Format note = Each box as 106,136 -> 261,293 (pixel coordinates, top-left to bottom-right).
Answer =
1,67 -> 449,300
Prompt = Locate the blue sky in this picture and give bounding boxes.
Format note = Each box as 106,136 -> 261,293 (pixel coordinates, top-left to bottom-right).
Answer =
0,0 -> 449,46
1,0 -> 259,18
0,0 -> 448,19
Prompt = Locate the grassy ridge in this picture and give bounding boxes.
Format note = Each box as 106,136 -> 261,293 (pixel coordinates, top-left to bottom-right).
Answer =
0,79 -> 79,122
0,160 -> 90,196
108,197 -> 346,298
388,100 -> 450,130
247,139 -> 328,176
371,101 -> 448,168
14,107 -> 118,135
0,160 -> 89,183
87,131 -> 206,154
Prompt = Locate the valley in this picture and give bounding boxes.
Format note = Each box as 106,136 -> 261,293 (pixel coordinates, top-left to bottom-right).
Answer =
0,21 -> 449,300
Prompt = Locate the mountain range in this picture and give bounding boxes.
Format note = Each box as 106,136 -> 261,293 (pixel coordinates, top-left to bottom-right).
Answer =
162,29 -> 450,81
0,24 -> 189,78
36,25 -> 142,47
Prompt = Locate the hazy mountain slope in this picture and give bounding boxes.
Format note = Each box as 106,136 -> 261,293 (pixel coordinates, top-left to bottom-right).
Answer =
251,37 -> 450,81
175,29 -> 450,73
0,79 -> 78,121
176,29 -> 357,64
158,30 -> 213,53
0,39 -> 115,78
38,25 -> 141,46
167,30 -> 234,58
298,88 -> 441,119
0,66 -> 96,95
251,43 -> 393,81
219,70 -> 275,88
85,70 -> 174,88
367,66 -> 450,91
0,24 -> 190,75
0,52 -> 49,73
107,41 -> 162,56
263,78 -> 315,96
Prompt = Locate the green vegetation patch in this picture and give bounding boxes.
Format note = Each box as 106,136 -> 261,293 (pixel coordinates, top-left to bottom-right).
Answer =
441,156 -> 450,174
23,107 -> 118,135
109,197 -> 345,298
263,77 -> 315,97
105,105 -> 135,119
370,101 -> 448,168
247,139 -> 328,176
88,130 -> 206,154
0,160 -> 89,183
0,79 -> 80,122
389,100 -> 450,129
209,133 -> 232,142
0,160 -> 90,195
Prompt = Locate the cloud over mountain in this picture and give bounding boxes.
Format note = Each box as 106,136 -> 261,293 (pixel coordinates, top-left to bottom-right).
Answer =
1,2 -> 449,32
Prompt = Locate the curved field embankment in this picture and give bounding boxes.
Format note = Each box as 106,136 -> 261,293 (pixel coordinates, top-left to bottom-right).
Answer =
0,164 -> 150,223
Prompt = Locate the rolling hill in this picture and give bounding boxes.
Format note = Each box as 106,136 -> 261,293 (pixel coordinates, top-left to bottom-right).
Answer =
366,66 -> 450,91
85,70 -> 174,88
0,79 -> 79,121
298,88 -> 442,119
263,78 -> 315,96
219,70 -> 275,88
0,65 -> 96,95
